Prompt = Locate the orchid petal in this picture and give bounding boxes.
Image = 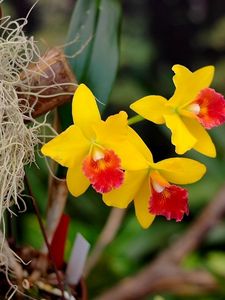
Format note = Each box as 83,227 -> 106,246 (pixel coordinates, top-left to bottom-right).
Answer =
150,184 -> 189,221
127,126 -> 153,162
95,112 -> 148,170
130,95 -> 170,124
164,113 -> 196,154
170,65 -> 214,107
154,157 -> 206,184
182,116 -> 216,157
41,125 -> 90,168
103,170 -> 148,208
72,84 -> 101,139
134,177 -> 155,229
94,111 -> 128,143
108,140 -> 149,170
66,164 -> 90,197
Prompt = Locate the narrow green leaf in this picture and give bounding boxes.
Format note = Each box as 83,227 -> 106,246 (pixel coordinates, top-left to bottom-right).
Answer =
64,0 -> 121,109
65,0 -> 99,81
59,1 -> 99,132
84,0 -> 121,106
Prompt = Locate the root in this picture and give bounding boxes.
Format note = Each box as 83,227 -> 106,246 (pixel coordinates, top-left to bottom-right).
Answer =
0,14 -> 41,223
0,12 -> 76,223
0,7 -> 76,298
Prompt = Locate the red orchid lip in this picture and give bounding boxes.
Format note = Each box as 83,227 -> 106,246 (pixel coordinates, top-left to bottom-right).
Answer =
82,148 -> 124,193
149,183 -> 189,222
191,88 -> 225,129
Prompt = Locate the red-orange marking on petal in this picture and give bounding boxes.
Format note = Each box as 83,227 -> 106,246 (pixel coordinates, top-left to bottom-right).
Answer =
149,183 -> 189,222
82,149 -> 124,193
191,88 -> 225,129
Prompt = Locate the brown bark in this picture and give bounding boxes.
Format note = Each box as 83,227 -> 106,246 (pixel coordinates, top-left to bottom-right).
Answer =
19,47 -> 77,118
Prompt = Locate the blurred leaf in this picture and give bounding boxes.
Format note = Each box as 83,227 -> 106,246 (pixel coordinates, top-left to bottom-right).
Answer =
153,297 -> 166,300
65,0 -> 98,81
20,214 -> 44,249
25,154 -> 48,214
61,0 -> 121,131
182,253 -> 204,270
109,215 -> 185,261
206,252 -> 225,277
58,0 -> 98,131
84,0 -> 121,105
66,0 -> 121,104
206,223 -> 225,246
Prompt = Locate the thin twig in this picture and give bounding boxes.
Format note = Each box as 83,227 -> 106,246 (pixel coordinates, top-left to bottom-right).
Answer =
85,208 -> 126,276
24,176 -> 65,300
42,177 -> 68,254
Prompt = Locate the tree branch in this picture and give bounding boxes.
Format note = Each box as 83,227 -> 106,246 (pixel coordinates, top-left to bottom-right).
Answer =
85,208 -> 126,276
95,183 -> 225,300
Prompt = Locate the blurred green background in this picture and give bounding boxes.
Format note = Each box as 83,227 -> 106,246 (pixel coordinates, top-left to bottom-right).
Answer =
3,0 -> 225,299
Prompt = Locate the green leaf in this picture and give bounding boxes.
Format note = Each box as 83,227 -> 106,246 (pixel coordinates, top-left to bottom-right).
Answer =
65,0 -> 99,81
64,0 -> 121,113
20,214 -> 44,249
84,0 -> 121,105
59,0 -> 99,132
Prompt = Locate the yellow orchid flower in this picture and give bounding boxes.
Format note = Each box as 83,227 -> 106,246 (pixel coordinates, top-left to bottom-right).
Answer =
130,65 -> 225,157
103,128 -> 206,228
41,84 -> 146,197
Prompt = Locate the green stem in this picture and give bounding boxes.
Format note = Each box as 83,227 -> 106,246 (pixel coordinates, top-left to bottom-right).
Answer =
25,176 -> 65,300
128,115 -> 144,126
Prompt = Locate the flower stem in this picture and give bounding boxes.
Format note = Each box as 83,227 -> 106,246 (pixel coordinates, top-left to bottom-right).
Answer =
25,176 -> 65,300
128,115 -> 144,125
85,208 -> 126,276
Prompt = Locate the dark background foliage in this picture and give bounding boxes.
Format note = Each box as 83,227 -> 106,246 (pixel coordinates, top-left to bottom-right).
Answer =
3,0 -> 225,299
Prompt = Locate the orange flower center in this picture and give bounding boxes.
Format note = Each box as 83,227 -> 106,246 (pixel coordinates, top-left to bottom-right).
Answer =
82,147 -> 124,193
187,88 -> 225,129
149,173 -> 189,221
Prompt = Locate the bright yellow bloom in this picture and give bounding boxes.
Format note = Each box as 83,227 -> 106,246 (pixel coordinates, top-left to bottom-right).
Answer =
131,65 -> 225,157
41,84 -> 146,197
103,128 -> 206,228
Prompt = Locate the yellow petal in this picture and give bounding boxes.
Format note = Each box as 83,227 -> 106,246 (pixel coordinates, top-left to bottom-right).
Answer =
108,140 -> 149,170
41,125 -> 90,168
94,111 -> 128,143
130,95 -> 171,124
66,164 -> 90,197
170,65 -> 215,107
134,177 -> 155,229
127,126 -> 153,162
72,84 -> 101,139
164,113 -> 197,154
182,116 -> 216,157
154,157 -> 206,184
103,170 -> 148,208
95,111 -> 149,170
